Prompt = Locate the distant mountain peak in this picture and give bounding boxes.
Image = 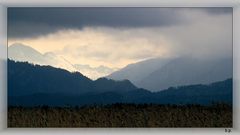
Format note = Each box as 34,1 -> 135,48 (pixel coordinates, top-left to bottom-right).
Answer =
9,43 -> 40,53
8,60 -> 140,96
8,43 -> 117,80
108,56 -> 232,91
10,43 -> 30,47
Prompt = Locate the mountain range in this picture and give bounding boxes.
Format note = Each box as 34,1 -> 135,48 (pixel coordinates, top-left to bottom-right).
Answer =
8,43 -> 118,80
108,57 -> 232,91
8,60 -> 232,106
8,60 -> 135,96
8,43 -> 232,92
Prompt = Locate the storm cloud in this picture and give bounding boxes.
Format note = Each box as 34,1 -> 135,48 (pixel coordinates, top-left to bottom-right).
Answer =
8,7 -> 232,69
8,7 -> 232,39
8,8 -> 182,39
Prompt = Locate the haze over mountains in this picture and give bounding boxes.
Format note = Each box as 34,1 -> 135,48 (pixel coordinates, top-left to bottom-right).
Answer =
8,60 -> 232,106
137,57 -> 232,91
8,60 -> 136,96
108,57 -> 232,91
9,43 -> 232,92
8,43 -> 118,80
8,7 -> 233,94
107,58 -> 171,84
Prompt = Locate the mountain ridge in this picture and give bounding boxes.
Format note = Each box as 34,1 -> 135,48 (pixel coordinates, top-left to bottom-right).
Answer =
8,60 -> 232,106
137,57 -> 232,91
8,59 -> 137,96
8,43 -> 117,79
8,78 -> 232,106
108,56 -> 232,91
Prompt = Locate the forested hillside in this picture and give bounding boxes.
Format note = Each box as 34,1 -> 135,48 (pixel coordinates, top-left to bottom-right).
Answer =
8,60 -> 232,106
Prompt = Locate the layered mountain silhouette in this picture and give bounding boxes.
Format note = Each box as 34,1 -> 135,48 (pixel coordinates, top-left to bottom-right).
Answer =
8,43 -> 117,79
108,57 -> 232,91
9,43 -> 232,92
8,60 -> 135,96
74,64 -> 118,80
8,43 -> 47,64
8,60 -> 232,106
107,57 -> 171,84
8,43 -> 77,71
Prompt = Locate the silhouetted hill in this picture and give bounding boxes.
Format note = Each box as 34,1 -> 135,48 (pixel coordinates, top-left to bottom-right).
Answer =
8,60 -> 232,106
137,57 -> 232,91
93,78 -> 137,93
107,57 -> 171,84
141,79 -> 232,105
8,60 -> 137,96
108,57 -> 232,91
8,43 -> 117,79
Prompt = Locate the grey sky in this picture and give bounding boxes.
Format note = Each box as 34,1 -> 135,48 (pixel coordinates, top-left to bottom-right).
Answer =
8,7 -> 232,39
8,7 -> 233,72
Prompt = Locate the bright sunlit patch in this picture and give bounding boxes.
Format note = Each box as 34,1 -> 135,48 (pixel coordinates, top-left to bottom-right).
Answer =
8,27 -> 172,69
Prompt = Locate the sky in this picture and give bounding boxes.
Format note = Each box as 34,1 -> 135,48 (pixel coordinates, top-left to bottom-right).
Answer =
8,7 -> 232,69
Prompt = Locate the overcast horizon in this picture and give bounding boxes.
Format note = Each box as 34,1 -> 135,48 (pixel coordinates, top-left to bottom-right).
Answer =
8,7 -> 233,79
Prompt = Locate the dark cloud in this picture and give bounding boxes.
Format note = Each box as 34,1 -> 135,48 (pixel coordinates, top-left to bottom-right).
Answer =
8,7 -> 232,39
8,7 -> 184,39
8,21 -> 62,39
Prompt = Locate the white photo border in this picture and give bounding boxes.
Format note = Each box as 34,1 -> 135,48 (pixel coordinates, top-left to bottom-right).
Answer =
0,0 -> 240,135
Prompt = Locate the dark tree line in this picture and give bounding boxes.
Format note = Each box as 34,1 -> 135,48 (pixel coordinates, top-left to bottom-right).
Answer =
8,60 -> 232,106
